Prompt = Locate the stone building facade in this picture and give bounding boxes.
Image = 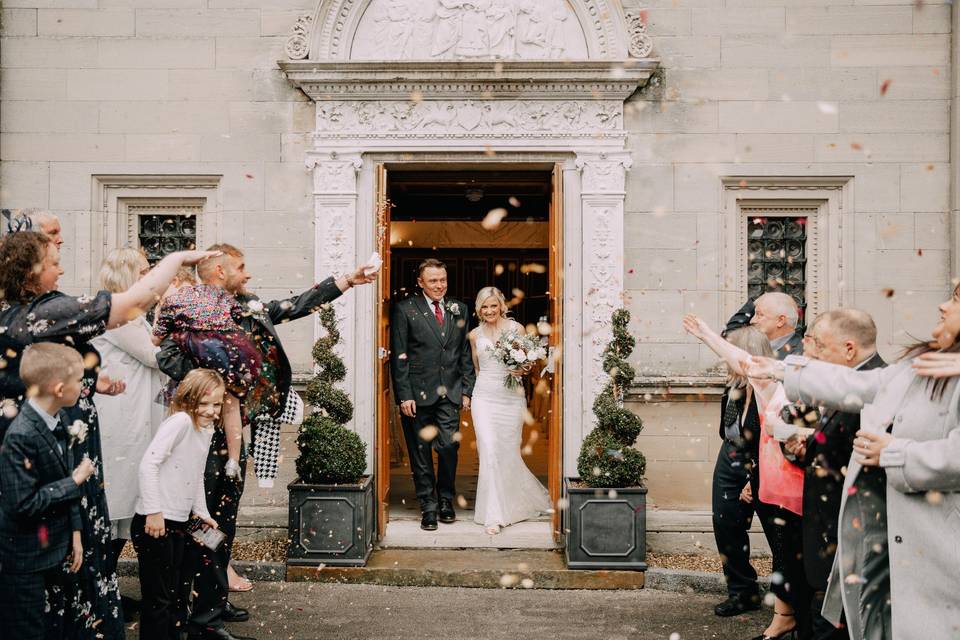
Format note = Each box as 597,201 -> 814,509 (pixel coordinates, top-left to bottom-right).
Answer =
1,0 -> 956,513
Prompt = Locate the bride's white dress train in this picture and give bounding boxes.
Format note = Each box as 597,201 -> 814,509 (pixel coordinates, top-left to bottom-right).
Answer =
471,333 -> 551,529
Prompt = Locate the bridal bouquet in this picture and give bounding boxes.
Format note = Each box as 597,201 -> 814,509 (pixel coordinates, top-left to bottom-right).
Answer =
490,331 -> 547,390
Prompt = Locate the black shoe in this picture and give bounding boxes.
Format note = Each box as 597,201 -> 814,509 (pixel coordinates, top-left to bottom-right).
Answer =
221,602 -> 249,623
438,499 -> 456,524
714,594 -> 761,617
188,626 -> 256,640
120,595 -> 140,620
421,511 -> 438,531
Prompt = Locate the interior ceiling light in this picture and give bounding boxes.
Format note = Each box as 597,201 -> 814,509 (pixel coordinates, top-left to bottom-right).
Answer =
465,187 -> 484,202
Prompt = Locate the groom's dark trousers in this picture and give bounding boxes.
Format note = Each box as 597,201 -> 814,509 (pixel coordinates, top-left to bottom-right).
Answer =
401,399 -> 461,513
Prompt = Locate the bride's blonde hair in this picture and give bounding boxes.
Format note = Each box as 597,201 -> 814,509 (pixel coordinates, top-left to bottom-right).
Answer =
475,286 -> 509,320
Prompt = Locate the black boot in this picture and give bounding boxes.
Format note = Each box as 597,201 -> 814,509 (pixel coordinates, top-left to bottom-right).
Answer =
421,511 -> 438,531
438,498 -> 456,524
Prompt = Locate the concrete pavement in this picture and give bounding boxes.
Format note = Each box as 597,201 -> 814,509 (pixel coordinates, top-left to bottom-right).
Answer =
121,578 -> 768,640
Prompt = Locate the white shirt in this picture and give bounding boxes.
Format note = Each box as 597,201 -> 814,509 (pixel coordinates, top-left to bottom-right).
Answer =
136,411 -> 213,523
28,399 -> 62,454
424,294 -> 445,320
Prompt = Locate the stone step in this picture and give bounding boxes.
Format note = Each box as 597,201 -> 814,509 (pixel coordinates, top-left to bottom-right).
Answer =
236,506 -> 772,556
285,549 -> 645,590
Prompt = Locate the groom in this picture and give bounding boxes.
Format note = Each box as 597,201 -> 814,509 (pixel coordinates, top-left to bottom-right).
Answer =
390,258 -> 475,531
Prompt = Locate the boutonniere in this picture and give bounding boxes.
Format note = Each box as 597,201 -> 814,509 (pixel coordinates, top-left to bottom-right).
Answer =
446,302 -> 460,316
68,419 -> 88,445
246,299 -> 264,314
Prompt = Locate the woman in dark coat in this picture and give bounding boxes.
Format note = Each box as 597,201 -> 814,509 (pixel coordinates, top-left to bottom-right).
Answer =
0,231 -> 216,637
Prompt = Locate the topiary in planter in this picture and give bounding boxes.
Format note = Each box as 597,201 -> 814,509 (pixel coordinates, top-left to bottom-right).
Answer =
295,305 -> 366,485
576,308 -> 646,488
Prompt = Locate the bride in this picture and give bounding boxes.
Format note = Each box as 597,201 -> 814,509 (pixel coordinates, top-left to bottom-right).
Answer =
469,286 -> 551,535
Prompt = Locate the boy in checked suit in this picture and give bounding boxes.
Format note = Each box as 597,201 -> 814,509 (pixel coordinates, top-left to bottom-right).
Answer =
0,343 -> 96,640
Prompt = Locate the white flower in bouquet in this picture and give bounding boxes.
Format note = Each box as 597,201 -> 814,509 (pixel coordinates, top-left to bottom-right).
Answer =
489,330 -> 546,390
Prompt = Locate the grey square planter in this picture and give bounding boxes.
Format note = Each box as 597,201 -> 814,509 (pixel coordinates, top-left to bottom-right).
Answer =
563,477 -> 647,571
287,475 -> 374,567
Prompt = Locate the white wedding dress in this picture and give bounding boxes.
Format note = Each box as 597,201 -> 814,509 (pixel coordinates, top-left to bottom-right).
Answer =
471,332 -> 551,529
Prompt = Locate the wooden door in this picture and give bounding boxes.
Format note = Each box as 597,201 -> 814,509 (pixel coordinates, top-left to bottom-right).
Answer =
375,164 -> 392,539
547,163 -> 563,542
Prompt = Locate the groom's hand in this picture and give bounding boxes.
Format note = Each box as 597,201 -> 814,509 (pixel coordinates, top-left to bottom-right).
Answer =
462,396 -> 471,411
400,400 -> 417,417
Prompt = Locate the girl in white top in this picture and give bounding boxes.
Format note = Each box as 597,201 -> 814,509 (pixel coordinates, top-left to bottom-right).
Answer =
132,369 -> 222,640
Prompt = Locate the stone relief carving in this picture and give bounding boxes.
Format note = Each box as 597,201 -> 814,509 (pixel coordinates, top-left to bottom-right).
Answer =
315,99 -> 622,133
286,13 -> 313,60
351,0 -> 587,60
625,12 -> 653,58
309,157 -> 363,193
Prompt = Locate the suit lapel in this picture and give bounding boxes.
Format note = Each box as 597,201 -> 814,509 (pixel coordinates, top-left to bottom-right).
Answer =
441,300 -> 457,346
414,296 -> 445,346
23,404 -> 69,475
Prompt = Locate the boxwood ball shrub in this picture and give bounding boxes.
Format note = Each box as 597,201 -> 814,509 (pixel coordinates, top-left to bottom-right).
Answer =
296,305 -> 366,485
576,308 -> 646,488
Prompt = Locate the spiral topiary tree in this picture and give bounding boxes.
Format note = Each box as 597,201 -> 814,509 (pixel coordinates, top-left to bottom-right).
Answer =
297,305 -> 367,485
576,309 -> 647,488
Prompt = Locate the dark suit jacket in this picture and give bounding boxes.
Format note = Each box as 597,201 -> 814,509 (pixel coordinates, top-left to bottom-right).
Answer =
390,296 -> 475,407
794,351 -> 886,589
723,299 -> 805,359
0,402 -> 82,574
157,277 -> 343,415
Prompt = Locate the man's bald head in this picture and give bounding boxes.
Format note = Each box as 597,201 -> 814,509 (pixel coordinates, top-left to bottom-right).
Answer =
750,292 -> 799,340
806,308 -> 877,367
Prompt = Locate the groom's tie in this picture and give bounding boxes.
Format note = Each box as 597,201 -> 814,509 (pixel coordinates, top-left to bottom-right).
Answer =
432,300 -> 443,326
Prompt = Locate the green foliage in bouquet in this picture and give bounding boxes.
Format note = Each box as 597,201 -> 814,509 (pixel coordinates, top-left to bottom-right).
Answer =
296,305 -> 366,485
577,309 -> 646,488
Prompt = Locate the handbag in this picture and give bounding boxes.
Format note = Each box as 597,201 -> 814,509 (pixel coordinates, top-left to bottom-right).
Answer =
753,382 -> 804,516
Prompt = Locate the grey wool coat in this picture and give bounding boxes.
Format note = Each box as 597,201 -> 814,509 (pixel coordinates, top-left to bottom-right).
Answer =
784,357 -> 960,640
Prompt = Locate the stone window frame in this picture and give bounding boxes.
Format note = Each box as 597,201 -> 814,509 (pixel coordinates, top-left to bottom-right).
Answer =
89,175 -> 222,289
719,176 -> 853,328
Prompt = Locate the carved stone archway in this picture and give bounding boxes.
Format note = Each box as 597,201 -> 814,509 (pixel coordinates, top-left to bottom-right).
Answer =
280,0 -> 658,474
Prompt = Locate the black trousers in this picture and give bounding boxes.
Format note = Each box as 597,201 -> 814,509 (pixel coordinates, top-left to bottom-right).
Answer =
810,589 -> 847,640
711,439 -> 759,601
753,486 -> 812,640
189,430 -> 247,630
400,398 -> 460,513
0,564 -> 69,640
131,514 -> 194,640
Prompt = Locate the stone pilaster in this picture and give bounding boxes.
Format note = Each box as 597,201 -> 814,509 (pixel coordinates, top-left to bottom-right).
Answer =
576,151 -> 631,424
308,152 -> 362,428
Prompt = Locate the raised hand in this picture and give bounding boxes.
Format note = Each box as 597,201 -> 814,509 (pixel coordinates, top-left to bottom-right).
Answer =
177,250 -> 222,266
681,314 -> 709,340
912,352 -> 960,379
743,355 -> 782,381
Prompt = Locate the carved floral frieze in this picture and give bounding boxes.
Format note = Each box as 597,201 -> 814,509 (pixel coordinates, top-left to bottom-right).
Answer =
314,100 -> 623,135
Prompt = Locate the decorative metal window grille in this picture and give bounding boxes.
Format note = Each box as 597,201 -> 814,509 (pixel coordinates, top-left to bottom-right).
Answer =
746,214 -> 808,330
131,205 -> 200,263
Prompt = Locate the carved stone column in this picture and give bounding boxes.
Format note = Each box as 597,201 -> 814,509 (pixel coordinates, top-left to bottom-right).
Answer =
308,152 -> 362,428
576,152 -> 631,424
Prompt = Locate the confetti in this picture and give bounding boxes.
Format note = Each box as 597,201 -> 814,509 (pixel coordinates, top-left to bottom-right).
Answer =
880,79 -> 892,96
481,208 -> 508,230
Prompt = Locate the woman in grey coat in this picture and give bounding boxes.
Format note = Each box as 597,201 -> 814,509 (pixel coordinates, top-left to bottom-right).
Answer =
746,288 -> 960,640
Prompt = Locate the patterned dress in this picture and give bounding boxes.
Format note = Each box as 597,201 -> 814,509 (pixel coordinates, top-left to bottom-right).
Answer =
0,290 -> 124,639
154,284 -> 264,419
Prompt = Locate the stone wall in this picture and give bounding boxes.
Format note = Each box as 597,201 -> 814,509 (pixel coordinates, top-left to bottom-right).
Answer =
617,0 -> 953,508
0,0 -> 320,373
1,0 -> 954,510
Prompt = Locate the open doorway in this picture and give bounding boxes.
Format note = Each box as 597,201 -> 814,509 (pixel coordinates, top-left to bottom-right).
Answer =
375,166 -> 562,548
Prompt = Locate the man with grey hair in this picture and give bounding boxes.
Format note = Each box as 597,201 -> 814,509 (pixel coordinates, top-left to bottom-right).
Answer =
3,208 -> 63,247
750,292 -> 804,358
783,308 -> 885,640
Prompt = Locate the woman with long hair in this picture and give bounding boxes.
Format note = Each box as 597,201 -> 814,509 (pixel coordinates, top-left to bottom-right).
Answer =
684,316 -> 807,640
